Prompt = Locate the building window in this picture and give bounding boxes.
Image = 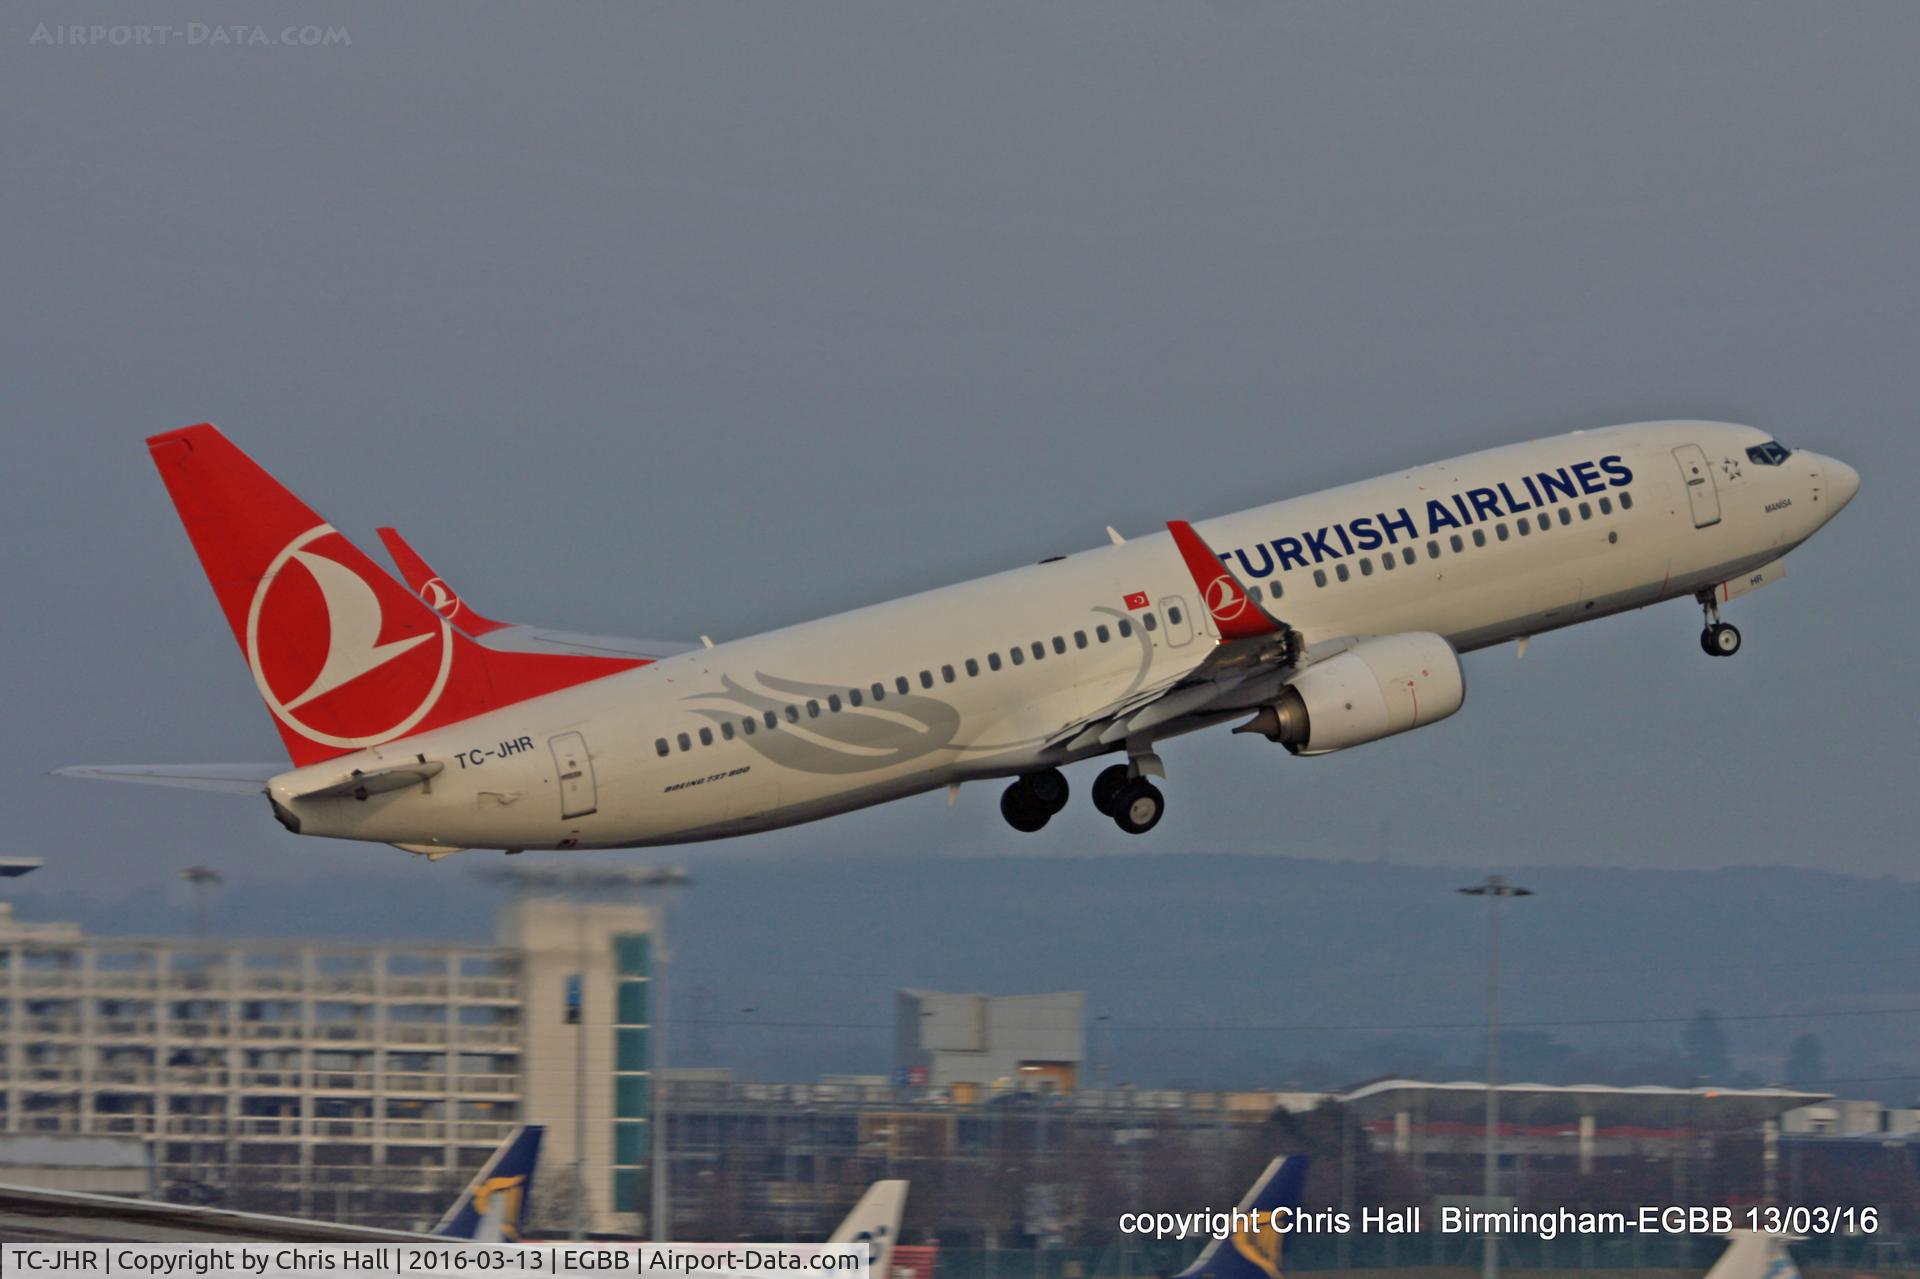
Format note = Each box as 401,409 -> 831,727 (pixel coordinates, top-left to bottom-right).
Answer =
616,1029 -> 648,1072
614,1120 -> 648,1165
615,934 -> 649,977
617,982 -> 648,1025
615,1075 -> 649,1118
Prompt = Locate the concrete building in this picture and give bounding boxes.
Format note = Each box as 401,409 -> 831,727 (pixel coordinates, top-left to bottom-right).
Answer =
893,989 -> 1083,1093
0,897 -> 655,1234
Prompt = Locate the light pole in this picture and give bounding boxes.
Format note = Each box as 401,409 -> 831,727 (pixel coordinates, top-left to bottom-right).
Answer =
479,865 -> 690,1240
1458,875 -> 1531,1279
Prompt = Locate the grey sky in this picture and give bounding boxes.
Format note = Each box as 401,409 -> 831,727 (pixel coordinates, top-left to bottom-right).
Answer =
4,0 -> 1915,925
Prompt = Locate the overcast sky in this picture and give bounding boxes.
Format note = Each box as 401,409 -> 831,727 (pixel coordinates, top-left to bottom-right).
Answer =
5,0 -> 1916,929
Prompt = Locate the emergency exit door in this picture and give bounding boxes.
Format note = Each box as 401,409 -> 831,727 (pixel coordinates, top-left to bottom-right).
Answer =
1672,444 -> 1722,528
550,731 -> 598,820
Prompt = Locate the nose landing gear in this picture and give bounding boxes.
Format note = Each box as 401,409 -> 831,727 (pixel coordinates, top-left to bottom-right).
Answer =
1696,592 -> 1742,657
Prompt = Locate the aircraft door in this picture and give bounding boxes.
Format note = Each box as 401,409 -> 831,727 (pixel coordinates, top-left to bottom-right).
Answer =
1162,594 -> 1195,647
1672,445 -> 1722,528
550,731 -> 598,819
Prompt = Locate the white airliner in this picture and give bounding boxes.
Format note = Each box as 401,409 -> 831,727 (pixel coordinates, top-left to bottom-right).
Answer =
61,421 -> 1856,854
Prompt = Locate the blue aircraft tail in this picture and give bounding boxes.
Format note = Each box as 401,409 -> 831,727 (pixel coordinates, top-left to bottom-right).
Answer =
432,1125 -> 544,1241
1173,1155 -> 1309,1279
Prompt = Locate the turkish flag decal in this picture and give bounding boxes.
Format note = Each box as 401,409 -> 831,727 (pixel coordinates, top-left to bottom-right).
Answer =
1123,591 -> 1150,610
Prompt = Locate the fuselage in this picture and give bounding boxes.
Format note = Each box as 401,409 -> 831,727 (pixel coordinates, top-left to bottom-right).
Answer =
269,421 -> 1857,852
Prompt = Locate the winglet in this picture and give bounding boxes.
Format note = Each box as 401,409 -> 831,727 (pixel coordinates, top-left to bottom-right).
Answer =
1166,520 -> 1285,641
376,527 -> 512,636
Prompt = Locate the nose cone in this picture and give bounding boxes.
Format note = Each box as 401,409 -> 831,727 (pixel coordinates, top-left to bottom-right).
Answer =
1822,455 -> 1861,514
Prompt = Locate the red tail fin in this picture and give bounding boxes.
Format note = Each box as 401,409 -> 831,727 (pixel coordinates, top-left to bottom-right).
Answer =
148,425 -> 645,767
376,527 -> 512,636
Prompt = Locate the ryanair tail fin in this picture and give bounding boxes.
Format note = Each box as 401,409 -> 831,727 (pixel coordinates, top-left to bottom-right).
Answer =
1173,1156 -> 1309,1279
433,1124 -> 543,1242
1702,1231 -> 1804,1279
827,1180 -> 908,1279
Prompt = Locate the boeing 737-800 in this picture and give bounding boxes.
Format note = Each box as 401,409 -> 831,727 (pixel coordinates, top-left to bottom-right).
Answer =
61,421 -> 1856,854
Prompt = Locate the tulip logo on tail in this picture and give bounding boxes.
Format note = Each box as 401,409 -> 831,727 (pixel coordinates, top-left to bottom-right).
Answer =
1206,574 -> 1247,622
420,576 -> 463,620
246,524 -> 453,750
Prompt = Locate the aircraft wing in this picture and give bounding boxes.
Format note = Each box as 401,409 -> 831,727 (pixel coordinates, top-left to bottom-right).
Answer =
52,764 -> 282,795
1048,520 -> 1298,751
377,527 -> 700,660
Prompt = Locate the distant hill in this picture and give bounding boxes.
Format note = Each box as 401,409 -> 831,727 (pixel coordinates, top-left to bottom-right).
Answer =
15,852 -> 1920,1101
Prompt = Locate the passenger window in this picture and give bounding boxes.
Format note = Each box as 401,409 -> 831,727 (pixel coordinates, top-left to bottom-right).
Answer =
847,689 -> 861,707
1359,557 -> 1374,576
1472,529 -> 1487,547
698,727 -> 713,746
785,705 -> 800,722
1096,624 -> 1111,642
1517,518 -> 1530,536
1117,618 -> 1133,638
1402,547 -> 1416,566
764,710 -> 778,729
1248,585 -> 1263,602
896,676 -> 911,695
1558,507 -> 1572,526
805,700 -> 819,718
1032,641 -> 1046,658
941,665 -> 955,683
1598,496 -> 1613,515
1536,513 -> 1549,531
966,658 -> 980,677
1052,636 -> 1066,655
988,652 -> 1002,671
1579,501 -> 1592,520
1142,611 -> 1159,630
1428,540 -> 1441,558
1168,605 -> 1184,624
1269,582 -> 1283,599
828,694 -> 842,712
721,721 -> 735,740
1381,552 -> 1395,570
1335,563 -> 1350,582
919,671 -> 933,689
676,732 -> 692,752
742,718 -> 756,736
1495,523 -> 1510,542
870,683 -> 884,701
1010,648 -> 1025,666
1450,534 -> 1465,553
1074,631 -> 1088,649
1620,491 -> 1634,510
655,738 -> 669,757
1314,569 -> 1328,587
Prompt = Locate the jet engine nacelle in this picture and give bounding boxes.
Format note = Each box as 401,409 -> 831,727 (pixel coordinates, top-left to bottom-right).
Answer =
1239,632 -> 1465,756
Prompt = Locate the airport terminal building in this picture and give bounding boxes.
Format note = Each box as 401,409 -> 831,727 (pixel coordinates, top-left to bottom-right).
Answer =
0,898 -> 656,1235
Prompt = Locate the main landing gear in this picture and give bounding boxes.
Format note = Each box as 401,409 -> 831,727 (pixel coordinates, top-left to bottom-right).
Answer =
1697,592 -> 1742,658
1000,768 -> 1070,833
1089,761 -> 1165,836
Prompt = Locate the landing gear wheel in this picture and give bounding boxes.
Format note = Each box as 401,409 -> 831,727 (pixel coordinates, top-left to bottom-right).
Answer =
1000,783 -> 1050,833
1091,764 -> 1132,816
1025,768 -> 1070,815
1701,623 -> 1742,657
1111,779 -> 1165,835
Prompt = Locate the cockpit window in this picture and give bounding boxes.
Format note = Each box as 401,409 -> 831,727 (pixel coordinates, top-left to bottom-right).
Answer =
1745,441 -> 1793,466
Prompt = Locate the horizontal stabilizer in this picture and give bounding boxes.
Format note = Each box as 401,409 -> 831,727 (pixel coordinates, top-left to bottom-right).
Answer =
291,760 -> 445,801
53,764 -> 281,795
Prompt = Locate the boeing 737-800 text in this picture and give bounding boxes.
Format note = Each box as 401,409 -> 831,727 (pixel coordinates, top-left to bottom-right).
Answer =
61,421 -> 1857,854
